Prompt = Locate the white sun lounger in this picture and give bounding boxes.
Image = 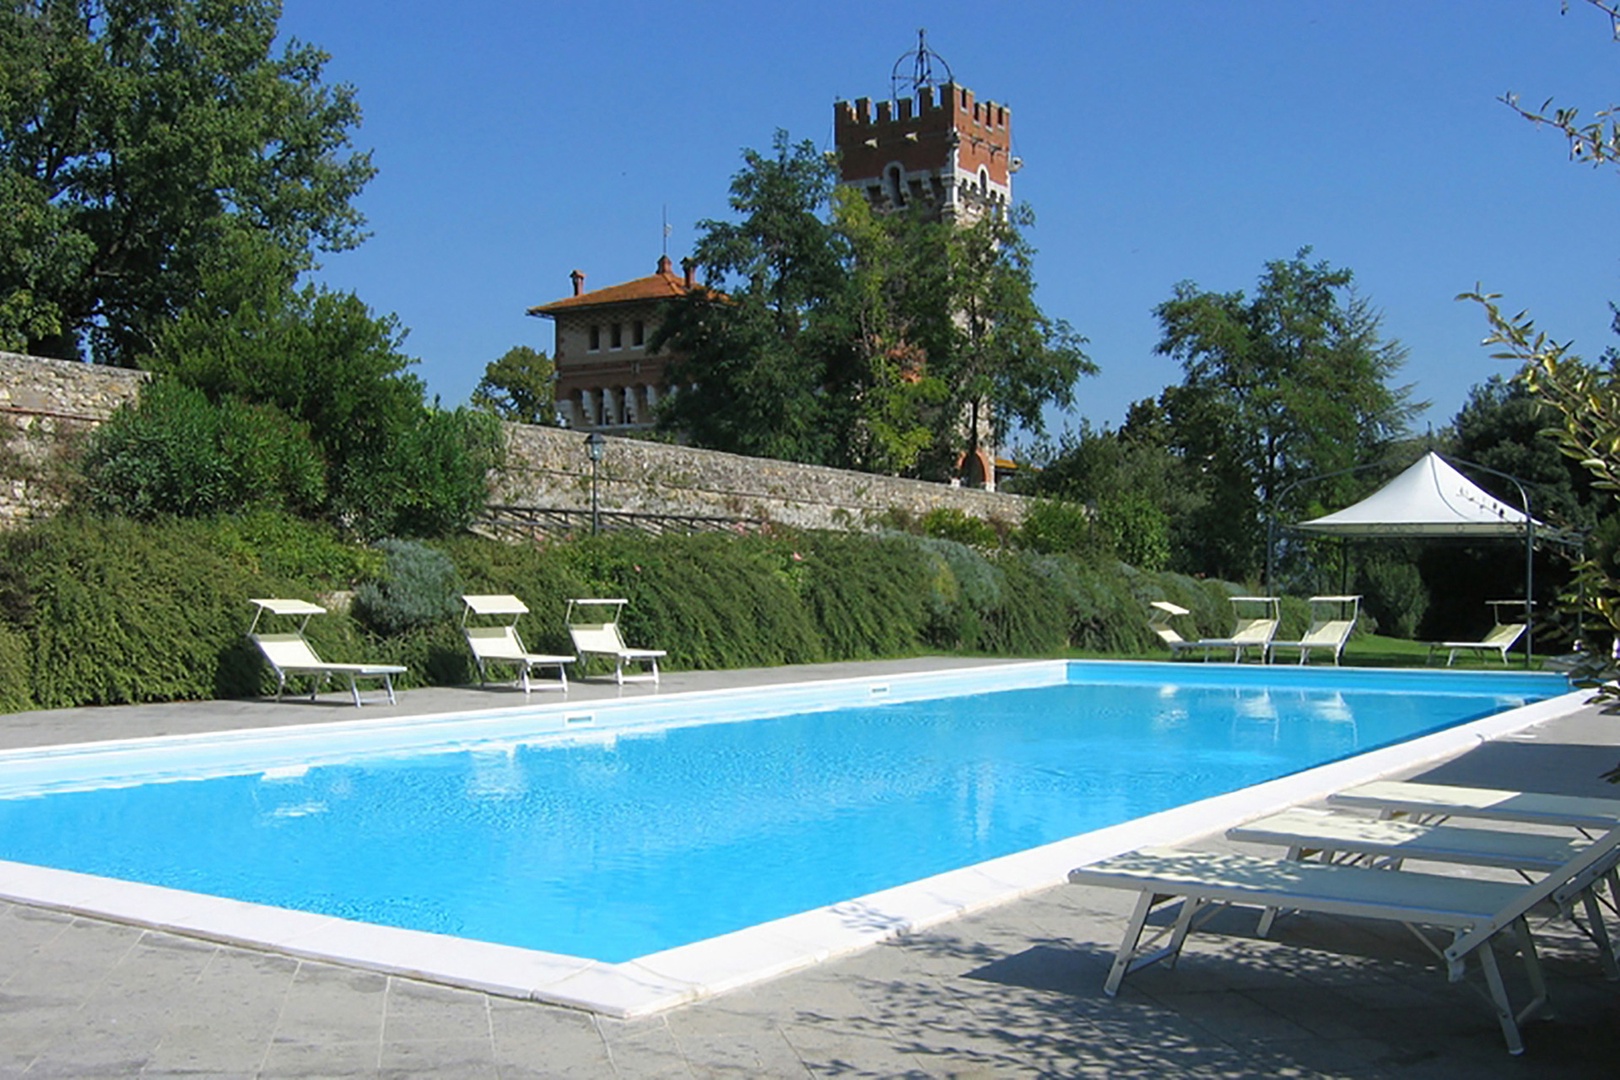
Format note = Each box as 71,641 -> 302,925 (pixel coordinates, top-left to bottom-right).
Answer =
1427,600 -> 1529,666
1429,623 -> 1527,666
460,594 -> 573,694
1227,806 -> 1620,976
565,598 -> 666,684
1167,597 -> 1280,662
1328,780 -> 1620,833
1266,595 -> 1359,665
248,599 -> 406,707
1068,829 -> 1620,1054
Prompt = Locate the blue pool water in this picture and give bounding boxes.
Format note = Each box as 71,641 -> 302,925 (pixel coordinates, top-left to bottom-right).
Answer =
0,664 -> 1560,962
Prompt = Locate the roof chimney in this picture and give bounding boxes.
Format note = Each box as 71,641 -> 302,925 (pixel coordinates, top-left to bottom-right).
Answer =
682,258 -> 695,289
569,269 -> 585,296
657,254 -> 673,276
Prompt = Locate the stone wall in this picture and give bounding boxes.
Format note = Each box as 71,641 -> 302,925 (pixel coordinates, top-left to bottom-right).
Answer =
0,351 -> 1029,532
493,423 -> 1028,531
0,352 -> 147,527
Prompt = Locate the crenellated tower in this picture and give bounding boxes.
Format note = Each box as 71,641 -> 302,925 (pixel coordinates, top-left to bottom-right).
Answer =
833,32 -> 1017,223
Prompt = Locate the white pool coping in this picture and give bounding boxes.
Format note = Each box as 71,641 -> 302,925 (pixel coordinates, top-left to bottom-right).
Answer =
0,666 -> 1587,1018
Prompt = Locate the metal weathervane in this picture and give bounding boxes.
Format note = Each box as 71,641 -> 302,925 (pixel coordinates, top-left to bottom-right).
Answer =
892,28 -> 952,99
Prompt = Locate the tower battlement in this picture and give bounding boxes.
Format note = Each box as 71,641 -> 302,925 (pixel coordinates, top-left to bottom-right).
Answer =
834,80 -> 1013,221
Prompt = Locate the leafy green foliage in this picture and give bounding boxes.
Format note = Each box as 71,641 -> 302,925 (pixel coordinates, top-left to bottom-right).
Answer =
1152,249 -> 1421,579
471,345 -> 557,425
657,132 -> 850,463
207,510 -> 383,587
80,378 -> 326,519
0,516 -> 293,707
0,0 -> 374,363
1096,491 -> 1171,572
798,532 -> 931,658
1017,499 -> 1104,558
920,507 -> 999,548
353,539 -> 461,637
564,533 -> 825,673
0,512 -> 1264,713
0,623 -> 29,713
659,133 -> 1094,477
1358,552 -> 1429,640
146,242 -> 499,538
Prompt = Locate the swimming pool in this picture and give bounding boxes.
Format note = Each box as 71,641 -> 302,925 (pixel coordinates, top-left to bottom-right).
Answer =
0,660 -> 1578,1014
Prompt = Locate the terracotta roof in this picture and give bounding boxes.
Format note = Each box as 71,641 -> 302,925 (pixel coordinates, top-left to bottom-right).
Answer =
528,255 -> 698,316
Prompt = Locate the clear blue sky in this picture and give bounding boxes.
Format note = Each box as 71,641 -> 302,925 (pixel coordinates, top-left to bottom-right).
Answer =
280,0 -> 1620,449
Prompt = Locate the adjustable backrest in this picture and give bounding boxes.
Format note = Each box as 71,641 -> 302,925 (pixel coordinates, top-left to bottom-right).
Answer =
1231,618 -> 1278,645
466,625 -> 526,660
1303,620 -> 1354,646
252,633 -> 325,669
1486,623 -> 1526,648
570,622 -> 628,655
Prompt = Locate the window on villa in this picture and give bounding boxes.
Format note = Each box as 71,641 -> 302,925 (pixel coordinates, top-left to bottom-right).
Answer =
588,324 -> 600,351
632,320 -> 645,347
610,322 -> 622,349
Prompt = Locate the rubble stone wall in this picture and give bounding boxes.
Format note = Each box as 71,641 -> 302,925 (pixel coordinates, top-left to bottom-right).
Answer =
0,352 -> 147,527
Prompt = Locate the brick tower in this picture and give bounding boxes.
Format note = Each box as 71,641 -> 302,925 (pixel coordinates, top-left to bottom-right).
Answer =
833,32 -> 1016,223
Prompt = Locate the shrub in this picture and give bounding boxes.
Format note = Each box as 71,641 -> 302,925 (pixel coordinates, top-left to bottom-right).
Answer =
208,510 -> 382,587
338,406 -> 505,540
1360,555 -> 1428,639
1017,499 -> 1105,559
1096,491 -> 1171,572
920,507 -> 999,548
0,516 -> 303,706
0,624 -> 30,713
352,539 -> 461,637
904,534 -> 1002,649
560,533 -> 825,673
799,532 -> 930,658
80,379 -> 326,519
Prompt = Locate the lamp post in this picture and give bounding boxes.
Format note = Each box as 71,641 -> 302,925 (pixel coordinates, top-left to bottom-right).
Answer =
584,431 -> 605,535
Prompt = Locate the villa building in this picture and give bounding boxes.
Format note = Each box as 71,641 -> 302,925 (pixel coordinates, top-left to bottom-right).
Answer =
526,255 -> 698,432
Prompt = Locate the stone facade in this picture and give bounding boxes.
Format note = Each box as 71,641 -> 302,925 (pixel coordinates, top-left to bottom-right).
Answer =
493,423 -> 1028,532
0,352 -> 147,527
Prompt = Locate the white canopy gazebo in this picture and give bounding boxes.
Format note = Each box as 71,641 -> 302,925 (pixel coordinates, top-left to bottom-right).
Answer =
1284,452 -> 1551,663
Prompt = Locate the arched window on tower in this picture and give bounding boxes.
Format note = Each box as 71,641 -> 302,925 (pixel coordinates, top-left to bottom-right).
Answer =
887,164 -> 906,207
978,167 -> 988,196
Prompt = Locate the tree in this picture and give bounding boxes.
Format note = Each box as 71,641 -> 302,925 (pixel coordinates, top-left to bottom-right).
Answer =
659,132 -> 1095,477
471,345 -> 557,425
928,204 -> 1094,474
142,233 -> 498,538
1152,249 -> 1421,579
0,0 -> 373,364
655,131 -> 850,464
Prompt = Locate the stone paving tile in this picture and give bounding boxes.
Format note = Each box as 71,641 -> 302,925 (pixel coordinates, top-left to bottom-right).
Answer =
382,977 -> 493,1043
0,904 -> 75,983
775,1020 -> 936,1078
487,999 -> 614,1077
378,1036 -> 499,1078
272,961 -> 389,1044
665,1009 -> 809,1077
594,1016 -> 696,1078
259,1038 -> 381,1078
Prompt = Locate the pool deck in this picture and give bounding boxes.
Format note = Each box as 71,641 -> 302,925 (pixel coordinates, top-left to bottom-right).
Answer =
1,658 -> 1617,1077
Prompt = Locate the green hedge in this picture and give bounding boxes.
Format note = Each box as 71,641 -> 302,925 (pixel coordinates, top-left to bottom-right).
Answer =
0,511 -> 1265,713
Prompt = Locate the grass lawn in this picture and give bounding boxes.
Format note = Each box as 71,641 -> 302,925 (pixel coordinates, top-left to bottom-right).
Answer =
1072,633 -> 1549,670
